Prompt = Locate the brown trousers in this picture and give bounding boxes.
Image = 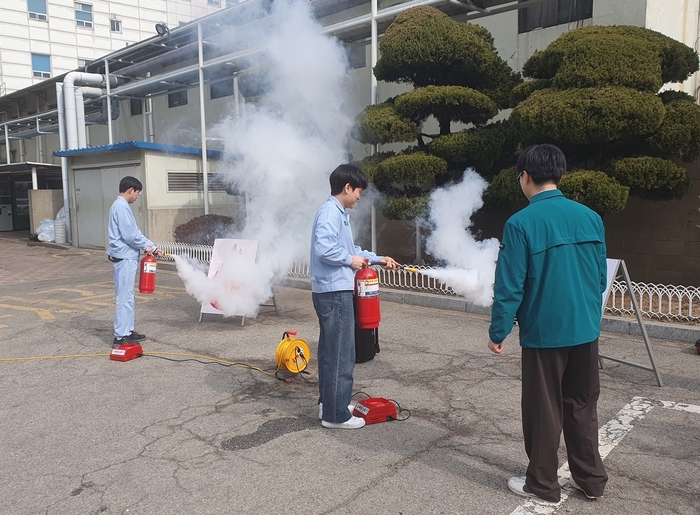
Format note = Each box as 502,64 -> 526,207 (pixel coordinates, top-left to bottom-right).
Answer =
521,340 -> 608,502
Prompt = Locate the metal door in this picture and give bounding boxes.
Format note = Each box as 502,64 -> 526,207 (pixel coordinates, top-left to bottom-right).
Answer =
74,169 -> 105,248
0,204 -> 13,231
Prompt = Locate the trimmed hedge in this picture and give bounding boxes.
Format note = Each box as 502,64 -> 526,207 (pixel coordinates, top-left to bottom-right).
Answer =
353,103 -> 420,145
373,6 -> 520,108
647,100 -> 700,162
380,195 -> 430,221
173,214 -> 236,246
559,171 -> 629,215
429,125 -> 506,165
608,156 -> 693,200
483,167 -> 522,208
394,85 -> 497,127
510,87 -> 665,145
509,79 -> 552,108
372,152 -> 448,188
522,25 -> 699,91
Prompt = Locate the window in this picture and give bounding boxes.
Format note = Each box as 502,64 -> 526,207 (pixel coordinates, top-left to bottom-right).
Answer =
110,19 -> 121,32
28,0 -> 47,21
77,58 -> 88,68
168,90 -> 188,108
130,99 -> 143,116
210,80 -> 234,100
31,53 -> 51,79
208,0 -> 221,6
518,0 -> 593,34
75,3 -> 93,28
345,44 -> 366,70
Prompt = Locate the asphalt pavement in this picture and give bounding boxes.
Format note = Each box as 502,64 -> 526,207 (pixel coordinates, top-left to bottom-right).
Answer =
0,237 -> 698,515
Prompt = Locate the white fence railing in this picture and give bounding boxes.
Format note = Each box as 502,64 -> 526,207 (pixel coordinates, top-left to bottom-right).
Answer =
158,242 -> 700,323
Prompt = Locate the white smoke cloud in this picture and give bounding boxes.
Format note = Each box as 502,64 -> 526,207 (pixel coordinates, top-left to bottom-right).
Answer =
423,169 -> 500,306
175,0 -> 358,317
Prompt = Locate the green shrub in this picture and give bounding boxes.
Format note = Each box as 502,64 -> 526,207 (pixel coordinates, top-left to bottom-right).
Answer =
353,103 -> 419,145
373,152 -> 447,188
483,167 -> 523,208
510,79 -> 552,107
608,156 -> 692,200
657,90 -> 696,104
647,100 -> 700,162
510,87 -> 665,145
429,125 -> 506,165
380,195 -> 429,220
559,170 -> 629,214
373,6 -> 520,108
173,214 -> 236,246
394,85 -> 497,126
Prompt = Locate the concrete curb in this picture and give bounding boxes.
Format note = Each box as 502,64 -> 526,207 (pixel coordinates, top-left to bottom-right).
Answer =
280,276 -> 700,344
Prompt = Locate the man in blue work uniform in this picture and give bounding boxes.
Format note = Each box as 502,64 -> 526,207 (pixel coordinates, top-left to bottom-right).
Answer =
107,176 -> 163,348
487,144 -> 608,502
311,164 -> 399,429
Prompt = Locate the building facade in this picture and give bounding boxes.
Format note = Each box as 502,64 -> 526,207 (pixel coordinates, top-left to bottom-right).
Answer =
0,0 -> 237,95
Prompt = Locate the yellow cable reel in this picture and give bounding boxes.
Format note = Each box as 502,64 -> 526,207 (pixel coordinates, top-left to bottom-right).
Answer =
275,331 -> 311,373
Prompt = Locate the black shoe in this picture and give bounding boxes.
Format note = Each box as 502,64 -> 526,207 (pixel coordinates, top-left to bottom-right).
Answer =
113,335 -> 136,348
129,331 -> 146,341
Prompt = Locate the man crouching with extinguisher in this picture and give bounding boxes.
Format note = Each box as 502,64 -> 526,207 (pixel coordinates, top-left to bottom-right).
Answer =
107,176 -> 164,348
310,164 -> 399,429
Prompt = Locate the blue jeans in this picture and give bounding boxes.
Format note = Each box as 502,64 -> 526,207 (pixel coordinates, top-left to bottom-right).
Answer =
313,291 -> 355,423
113,258 -> 137,338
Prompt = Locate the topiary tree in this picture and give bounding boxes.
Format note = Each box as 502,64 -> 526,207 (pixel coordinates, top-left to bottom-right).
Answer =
488,25 -> 700,214
353,6 -> 520,220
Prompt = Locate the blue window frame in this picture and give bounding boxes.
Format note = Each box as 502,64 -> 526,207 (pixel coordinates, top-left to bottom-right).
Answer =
31,54 -> 51,79
75,3 -> 93,28
28,0 -> 47,20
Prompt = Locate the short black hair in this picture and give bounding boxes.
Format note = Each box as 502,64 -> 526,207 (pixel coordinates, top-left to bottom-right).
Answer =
119,176 -> 143,193
516,144 -> 566,186
329,163 -> 368,195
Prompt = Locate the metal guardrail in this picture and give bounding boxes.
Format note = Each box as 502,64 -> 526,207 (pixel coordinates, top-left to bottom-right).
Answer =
157,242 -> 700,323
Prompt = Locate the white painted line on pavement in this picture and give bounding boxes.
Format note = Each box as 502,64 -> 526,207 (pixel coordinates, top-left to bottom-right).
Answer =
509,397 -> 700,515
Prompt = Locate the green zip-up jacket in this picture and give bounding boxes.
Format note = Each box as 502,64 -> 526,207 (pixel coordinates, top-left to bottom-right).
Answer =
489,189 -> 607,348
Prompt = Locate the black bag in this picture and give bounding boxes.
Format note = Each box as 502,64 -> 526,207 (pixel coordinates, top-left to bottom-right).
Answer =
355,322 -> 379,363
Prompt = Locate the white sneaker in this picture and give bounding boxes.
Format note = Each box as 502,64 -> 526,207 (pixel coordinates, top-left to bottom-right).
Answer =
318,403 -> 355,419
569,478 -> 602,499
507,476 -> 537,498
321,415 -> 366,429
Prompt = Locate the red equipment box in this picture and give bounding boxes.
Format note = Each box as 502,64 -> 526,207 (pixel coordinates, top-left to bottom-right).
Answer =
110,343 -> 143,362
352,397 -> 397,424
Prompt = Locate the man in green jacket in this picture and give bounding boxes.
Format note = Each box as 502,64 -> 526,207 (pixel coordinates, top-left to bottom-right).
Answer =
487,144 -> 608,503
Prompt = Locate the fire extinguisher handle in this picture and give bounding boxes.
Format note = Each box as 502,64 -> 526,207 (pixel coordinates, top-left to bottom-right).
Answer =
285,330 -> 297,336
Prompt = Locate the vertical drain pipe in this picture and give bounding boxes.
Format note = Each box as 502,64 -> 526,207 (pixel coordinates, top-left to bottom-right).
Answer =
104,59 -> 114,145
197,21 -> 210,215
75,87 -> 103,148
56,83 -> 72,244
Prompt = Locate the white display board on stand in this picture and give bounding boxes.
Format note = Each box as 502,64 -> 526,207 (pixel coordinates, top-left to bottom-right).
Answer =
600,258 -> 662,387
198,239 -> 277,325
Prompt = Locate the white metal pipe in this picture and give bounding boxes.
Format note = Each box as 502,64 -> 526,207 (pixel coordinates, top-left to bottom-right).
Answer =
63,72 -> 105,150
4,125 -> 10,163
56,83 -> 72,244
147,97 -> 155,143
31,166 -> 38,190
104,59 -> 113,145
75,87 -> 103,148
233,76 -> 240,118
198,22 -> 210,215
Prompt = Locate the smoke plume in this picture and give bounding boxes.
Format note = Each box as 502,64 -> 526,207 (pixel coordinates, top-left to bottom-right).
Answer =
174,0 -> 358,317
423,169 -> 500,306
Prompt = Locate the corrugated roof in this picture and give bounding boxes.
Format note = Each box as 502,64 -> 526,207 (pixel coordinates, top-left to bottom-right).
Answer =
53,140 -> 224,159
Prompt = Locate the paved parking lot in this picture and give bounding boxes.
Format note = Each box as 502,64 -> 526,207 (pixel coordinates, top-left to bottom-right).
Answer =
0,236 -> 699,515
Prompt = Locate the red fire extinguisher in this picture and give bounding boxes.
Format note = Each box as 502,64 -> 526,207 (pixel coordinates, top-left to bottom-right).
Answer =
355,259 -> 380,329
138,254 -> 158,294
